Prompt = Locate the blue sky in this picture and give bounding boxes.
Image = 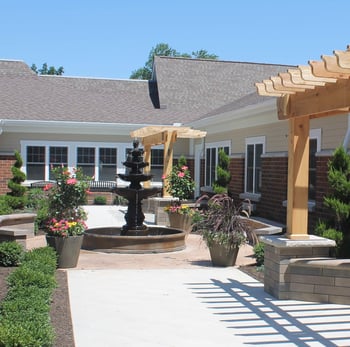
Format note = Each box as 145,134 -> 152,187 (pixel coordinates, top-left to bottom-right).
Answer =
1,0 -> 350,79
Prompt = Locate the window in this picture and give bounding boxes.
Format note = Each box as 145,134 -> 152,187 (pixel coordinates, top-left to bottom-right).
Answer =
99,148 -> 117,181
205,142 -> 230,187
151,148 -> 164,181
245,137 -> 265,195
77,147 -> 95,177
308,129 -> 321,200
49,147 -> 68,180
26,146 -> 45,180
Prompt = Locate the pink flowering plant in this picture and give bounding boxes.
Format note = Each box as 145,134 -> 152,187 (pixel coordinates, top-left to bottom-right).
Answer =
47,218 -> 88,237
163,156 -> 195,217
163,156 -> 195,201
164,203 -> 194,216
44,166 -> 90,237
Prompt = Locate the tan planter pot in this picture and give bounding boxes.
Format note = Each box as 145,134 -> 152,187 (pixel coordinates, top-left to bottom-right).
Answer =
168,213 -> 192,233
46,235 -> 84,268
208,242 -> 239,267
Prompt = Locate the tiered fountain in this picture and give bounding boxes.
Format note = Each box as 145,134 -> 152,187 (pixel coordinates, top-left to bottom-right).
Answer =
82,139 -> 186,253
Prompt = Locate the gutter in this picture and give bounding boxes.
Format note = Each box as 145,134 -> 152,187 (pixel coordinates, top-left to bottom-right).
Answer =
0,119 -> 152,136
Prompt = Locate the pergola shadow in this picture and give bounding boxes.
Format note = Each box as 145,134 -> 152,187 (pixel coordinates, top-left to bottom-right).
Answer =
186,276 -> 350,346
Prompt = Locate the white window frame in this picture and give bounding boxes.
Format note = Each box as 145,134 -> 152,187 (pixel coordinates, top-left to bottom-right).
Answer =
244,136 -> 265,198
21,140 -> 129,183
204,140 -> 231,188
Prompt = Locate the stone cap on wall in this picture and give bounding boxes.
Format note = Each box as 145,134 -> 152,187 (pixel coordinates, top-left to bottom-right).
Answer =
260,235 -> 336,248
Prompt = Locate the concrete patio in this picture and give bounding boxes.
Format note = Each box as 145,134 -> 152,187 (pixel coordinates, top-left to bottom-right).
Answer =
66,206 -> 350,346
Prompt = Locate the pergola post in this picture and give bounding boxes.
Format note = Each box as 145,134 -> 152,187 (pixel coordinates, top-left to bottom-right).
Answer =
143,144 -> 151,188
163,131 -> 177,197
286,116 -> 310,239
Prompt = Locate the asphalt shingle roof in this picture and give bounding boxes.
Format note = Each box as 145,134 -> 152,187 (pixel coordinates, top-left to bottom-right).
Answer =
0,57 -> 292,126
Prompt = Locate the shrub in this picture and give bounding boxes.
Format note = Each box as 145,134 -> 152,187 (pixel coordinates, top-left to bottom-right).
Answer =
6,150 -> 27,210
34,197 -> 50,233
26,188 -> 47,210
253,242 -> 265,266
0,246 -> 57,346
114,195 -> 128,205
6,266 -> 56,290
0,241 -> 24,267
0,196 -> 12,215
315,220 -> 343,257
213,149 -> 231,194
317,146 -> 350,257
94,195 -> 107,205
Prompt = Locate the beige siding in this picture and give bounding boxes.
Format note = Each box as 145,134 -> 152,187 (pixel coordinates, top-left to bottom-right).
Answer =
311,114 -> 348,149
202,113 -> 349,155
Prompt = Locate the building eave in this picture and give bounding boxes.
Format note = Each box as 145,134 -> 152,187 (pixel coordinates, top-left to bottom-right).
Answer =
188,99 -> 278,134
0,119 -> 151,136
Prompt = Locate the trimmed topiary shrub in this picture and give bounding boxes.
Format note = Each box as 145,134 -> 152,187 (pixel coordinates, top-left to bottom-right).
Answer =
6,150 -> 27,210
0,242 -> 24,267
213,149 -> 231,194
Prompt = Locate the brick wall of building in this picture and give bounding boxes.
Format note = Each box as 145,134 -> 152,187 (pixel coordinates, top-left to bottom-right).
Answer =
0,155 -> 15,195
228,156 -> 244,202
258,156 -> 288,224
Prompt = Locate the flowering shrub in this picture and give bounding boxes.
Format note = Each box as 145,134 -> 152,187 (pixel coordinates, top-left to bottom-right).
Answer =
47,218 -> 87,237
164,203 -> 194,216
163,156 -> 195,201
44,166 -> 90,236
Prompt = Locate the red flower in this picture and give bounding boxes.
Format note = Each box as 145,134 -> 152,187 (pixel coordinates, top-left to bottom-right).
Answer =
177,172 -> 185,178
43,184 -> 53,191
66,178 -> 77,185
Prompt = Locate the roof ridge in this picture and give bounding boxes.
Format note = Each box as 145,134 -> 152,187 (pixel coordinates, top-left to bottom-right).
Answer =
155,55 -> 294,68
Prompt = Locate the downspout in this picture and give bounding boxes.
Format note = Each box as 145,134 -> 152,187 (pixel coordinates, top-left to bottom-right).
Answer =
343,114 -> 350,148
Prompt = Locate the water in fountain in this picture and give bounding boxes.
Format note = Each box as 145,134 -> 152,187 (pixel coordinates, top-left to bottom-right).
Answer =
82,139 -> 186,253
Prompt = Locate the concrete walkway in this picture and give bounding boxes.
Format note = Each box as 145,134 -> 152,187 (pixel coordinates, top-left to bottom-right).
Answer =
67,206 -> 350,347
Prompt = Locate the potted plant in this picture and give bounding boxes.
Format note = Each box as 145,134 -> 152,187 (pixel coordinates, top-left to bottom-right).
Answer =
163,156 -> 195,232
43,166 -> 90,268
195,193 -> 257,266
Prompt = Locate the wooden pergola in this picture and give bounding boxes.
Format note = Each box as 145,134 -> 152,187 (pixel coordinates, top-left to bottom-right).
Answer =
130,126 -> 207,196
256,46 -> 350,239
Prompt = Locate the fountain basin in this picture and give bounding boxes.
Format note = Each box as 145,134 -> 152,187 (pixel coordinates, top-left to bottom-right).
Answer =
82,227 -> 186,254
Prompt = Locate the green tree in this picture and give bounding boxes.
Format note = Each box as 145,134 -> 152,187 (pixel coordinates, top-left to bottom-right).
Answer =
315,146 -> 350,257
130,43 -> 218,80
31,63 -> 64,75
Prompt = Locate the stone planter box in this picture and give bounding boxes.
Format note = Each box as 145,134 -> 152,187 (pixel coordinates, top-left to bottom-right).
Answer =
0,213 -> 39,249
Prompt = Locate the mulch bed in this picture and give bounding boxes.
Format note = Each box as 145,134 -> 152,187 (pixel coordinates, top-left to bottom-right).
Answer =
0,267 -> 75,347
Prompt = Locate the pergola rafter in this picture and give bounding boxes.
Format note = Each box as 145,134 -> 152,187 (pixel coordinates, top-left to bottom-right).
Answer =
256,45 -> 350,239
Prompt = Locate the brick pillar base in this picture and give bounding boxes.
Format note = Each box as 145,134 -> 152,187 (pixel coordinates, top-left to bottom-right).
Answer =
260,235 -> 336,299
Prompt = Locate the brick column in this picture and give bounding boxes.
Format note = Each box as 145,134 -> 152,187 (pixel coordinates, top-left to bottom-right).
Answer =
261,235 -> 335,299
